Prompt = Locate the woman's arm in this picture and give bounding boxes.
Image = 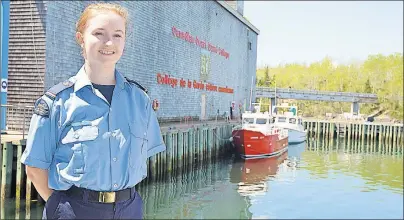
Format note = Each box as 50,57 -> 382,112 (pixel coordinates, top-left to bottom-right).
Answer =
25,166 -> 53,201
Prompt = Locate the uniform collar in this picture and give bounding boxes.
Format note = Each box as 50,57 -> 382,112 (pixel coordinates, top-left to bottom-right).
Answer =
73,65 -> 128,92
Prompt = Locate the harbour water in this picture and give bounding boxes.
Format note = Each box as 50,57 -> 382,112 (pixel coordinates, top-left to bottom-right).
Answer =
0,138 -> 403,219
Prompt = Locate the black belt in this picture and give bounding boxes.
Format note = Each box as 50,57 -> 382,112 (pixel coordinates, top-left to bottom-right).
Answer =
64,185 -> 135,203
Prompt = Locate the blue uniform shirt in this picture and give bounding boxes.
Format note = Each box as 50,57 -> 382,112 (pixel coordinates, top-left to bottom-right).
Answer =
21,66 -> 166,191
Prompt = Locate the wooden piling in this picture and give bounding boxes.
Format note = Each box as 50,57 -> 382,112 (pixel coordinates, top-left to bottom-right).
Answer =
198,128 -> 203,161
166,133 -> 173,173
178,132 -> 184,170
397,126 -> 402,154
1,142 -> 13,200
172,132 -> 178,172
371,124 -> 375,145
207,128 -> 213,161
347,123 -> 351,152
379,125 -> 383,152
14,140 -> 25,218
360,124 -> 365,150
387,125 -> 392,154
25,177 -> 32,219
384,125 -> 388,154
188,129 -> 194,167
332,123 -> 335,149
392,126 -> 397,155
183,132 -> 188,170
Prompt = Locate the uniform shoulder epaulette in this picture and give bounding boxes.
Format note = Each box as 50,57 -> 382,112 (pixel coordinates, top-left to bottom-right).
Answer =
125,77 -> 148,94
44,80 -> 75,101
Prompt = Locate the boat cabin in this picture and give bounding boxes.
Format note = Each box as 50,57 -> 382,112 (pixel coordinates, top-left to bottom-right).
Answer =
275,115 -> 303,127
241,112 -> 275,126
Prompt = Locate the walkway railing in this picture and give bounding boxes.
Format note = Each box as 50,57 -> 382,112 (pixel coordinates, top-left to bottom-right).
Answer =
1,104 -> 34,139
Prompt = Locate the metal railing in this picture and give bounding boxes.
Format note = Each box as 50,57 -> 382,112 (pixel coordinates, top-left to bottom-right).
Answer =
256,87 -> 378,98
1,104 -> 34,139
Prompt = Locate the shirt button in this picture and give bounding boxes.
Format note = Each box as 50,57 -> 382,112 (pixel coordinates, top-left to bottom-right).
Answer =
112,157 -> 117,162
113,183 -> 118,188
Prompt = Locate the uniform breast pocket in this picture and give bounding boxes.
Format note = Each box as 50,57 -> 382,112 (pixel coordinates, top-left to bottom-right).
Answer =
128,122 -> 148,168
61,125 -> 99,144
60,125 -> 99,175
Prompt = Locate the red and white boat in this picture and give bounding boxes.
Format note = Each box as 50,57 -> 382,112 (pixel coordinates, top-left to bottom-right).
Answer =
231,106 -> 289,159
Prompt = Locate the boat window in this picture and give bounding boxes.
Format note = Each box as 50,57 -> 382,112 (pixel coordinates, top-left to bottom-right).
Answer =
298,119 -> 302,125
289,118 -> 297,124
278,117 -> 287,122
256,118 -> 267,124
269,117 -> 275,123
243,118 -> 255,124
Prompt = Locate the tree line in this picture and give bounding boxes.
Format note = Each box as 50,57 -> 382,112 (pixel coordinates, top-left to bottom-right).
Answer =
255,53 -> 403,120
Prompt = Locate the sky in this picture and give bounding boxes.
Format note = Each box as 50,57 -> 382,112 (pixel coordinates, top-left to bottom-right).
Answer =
243,1 -> 403,68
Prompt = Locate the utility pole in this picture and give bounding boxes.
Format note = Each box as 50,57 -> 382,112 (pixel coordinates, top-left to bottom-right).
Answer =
1,1 -> 11,137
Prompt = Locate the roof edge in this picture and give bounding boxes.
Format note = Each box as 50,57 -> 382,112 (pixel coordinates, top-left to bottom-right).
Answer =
215,0 -> 260,35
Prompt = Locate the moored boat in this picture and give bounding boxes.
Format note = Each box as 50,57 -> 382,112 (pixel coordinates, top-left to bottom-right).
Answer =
272,104 -> 307,144
231,108 -> 289,159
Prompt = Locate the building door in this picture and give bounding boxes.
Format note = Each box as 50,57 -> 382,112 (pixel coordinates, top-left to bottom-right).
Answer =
200,94 -> 206,120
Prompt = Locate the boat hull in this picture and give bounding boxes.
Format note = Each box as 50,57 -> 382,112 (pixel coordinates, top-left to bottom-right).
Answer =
232,129 -> 288,159
288,129 -> 307,144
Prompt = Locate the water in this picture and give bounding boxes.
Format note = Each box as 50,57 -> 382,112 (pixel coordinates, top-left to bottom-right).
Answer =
1,139 -> 403,219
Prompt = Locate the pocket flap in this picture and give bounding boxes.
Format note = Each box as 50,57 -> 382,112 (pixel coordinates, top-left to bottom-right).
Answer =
129,122 -> 147,140
61,126 -> 99,144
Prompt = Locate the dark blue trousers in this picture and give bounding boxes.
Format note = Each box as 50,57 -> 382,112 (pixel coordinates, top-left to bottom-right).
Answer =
42,189 -> 143,219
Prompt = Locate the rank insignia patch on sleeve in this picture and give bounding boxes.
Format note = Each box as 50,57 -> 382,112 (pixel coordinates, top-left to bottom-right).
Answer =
33,98 -> 50,117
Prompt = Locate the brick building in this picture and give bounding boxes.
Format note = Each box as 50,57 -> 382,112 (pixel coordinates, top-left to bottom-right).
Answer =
6,0 -> 259,130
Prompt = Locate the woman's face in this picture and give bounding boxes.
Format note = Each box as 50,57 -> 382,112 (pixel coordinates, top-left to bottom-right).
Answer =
77,11 -> 126,66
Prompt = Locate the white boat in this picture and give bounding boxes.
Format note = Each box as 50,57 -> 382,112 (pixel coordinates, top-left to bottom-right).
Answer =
272,104 -> 307,144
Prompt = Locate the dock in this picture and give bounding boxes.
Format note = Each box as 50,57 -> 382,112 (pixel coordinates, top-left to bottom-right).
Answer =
304,119 -> 403,155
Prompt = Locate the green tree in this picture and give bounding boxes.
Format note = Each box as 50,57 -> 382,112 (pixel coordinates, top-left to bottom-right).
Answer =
255,53 -> 403,120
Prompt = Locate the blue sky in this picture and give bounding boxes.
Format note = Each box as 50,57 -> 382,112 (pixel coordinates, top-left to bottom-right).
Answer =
243,1 -> 403,68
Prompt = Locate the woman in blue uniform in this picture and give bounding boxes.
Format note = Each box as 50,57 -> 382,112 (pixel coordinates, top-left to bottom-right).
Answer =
20,3 -> 166,219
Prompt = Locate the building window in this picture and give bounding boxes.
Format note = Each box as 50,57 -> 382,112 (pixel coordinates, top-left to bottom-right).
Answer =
248,42 -> 252,50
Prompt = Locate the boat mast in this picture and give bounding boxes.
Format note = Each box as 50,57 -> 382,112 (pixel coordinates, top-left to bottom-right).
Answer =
249,75 -> 254,111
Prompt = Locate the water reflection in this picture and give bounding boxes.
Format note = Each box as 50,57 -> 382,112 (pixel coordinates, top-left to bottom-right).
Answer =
304,139 -> 403,194
140,156 -> 253,219
1,138 -> 402,219
230,152 -> 289,197
0,199 -> 43,219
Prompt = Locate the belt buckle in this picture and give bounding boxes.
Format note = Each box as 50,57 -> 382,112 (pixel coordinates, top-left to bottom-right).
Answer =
98,192 -> 116,203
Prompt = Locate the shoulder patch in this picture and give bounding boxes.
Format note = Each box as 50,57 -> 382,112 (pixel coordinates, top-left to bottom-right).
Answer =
44,80 -> 75,100
33,98 -> 50,117
125,77 -> 148,94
